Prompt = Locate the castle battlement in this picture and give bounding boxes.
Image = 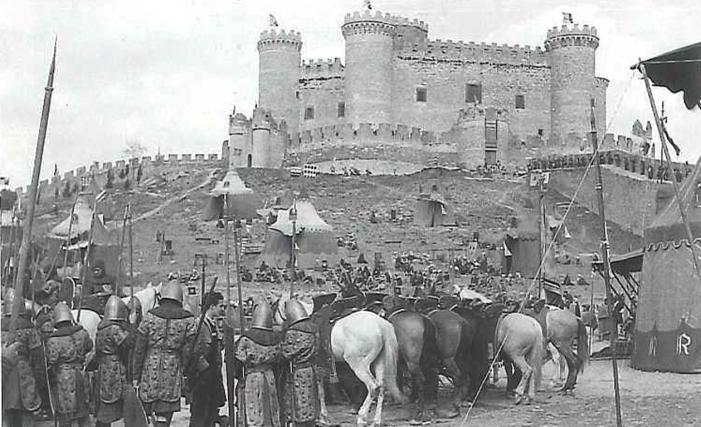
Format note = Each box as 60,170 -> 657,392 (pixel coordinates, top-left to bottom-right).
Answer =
301,58 -> 344,78
343,10 -> 428,31
258,28 -> 303,50
546,23 -> 598,39
398,39 -> 548,66
545,23 -> 599,50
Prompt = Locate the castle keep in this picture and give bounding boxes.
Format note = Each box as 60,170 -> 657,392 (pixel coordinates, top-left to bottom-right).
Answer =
227,8 -> 609,172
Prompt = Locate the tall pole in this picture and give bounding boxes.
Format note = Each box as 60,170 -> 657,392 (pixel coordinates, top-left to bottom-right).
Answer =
128,205 -> 134,299
590,102 -> 623,427
639,63 -> 701,286
289,200 -> 297,299
10,39 -> 57,338
538,177 -> 546,299
115,204 -> 129,296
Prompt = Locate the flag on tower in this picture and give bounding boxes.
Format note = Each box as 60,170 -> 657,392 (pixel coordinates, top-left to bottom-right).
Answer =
269,14 -> 278,27
562,12 -> 573,24
364,0 -> 372,10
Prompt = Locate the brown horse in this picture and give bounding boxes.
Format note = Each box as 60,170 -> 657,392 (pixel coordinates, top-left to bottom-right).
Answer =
383,296 -> 439,422
495,313 -> 543,404
424,308 -> 477,414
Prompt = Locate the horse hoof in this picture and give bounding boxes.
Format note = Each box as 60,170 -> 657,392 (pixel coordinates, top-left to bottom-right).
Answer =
514,395 -> 524,405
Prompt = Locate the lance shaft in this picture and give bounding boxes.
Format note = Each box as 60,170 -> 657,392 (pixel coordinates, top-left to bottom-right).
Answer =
11,40 -> 56,338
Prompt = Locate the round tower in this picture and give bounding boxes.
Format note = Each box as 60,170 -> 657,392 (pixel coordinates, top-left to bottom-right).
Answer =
251,107 -> 273,168
545,23 -> 599,148
228,112 -> 250,168
258,28 -> 302,134
342,10 -> 397,125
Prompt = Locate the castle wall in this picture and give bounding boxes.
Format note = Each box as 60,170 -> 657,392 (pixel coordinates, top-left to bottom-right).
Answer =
391,56 -> 551,142
298,59 -> 345,131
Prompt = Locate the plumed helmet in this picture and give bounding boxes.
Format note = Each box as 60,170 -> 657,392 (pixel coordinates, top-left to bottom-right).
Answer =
250,300 -> 273,331
284,300 -> 309,325
104,296 -> 129,321
161,282 -> 183,304
53,302 -> 74,325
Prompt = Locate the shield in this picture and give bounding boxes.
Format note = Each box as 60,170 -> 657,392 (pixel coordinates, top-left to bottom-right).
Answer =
123,386 -> 148,427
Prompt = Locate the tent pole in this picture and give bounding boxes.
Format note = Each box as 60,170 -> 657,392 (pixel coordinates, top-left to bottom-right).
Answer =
590,103 -> 623,427
10,40 -> 56,339
128,204 -> 134,299
639,62 -> 701,287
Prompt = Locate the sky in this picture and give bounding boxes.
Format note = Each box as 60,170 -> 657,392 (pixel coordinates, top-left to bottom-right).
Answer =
1,0 -> 699,188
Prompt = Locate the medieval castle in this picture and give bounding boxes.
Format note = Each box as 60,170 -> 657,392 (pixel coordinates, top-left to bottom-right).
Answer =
225,7 -> 611,173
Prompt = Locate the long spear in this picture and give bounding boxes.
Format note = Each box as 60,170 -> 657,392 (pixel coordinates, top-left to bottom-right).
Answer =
128,205 -> 134,299
10,39 -> 57,338
115,204 -> 130,296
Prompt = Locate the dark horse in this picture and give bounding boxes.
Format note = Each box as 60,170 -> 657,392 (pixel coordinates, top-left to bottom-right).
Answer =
382,296 -> 439,422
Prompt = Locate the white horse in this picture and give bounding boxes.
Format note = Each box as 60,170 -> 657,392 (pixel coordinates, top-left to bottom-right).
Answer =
274,297 -> 405,426
333,310 -> 406,426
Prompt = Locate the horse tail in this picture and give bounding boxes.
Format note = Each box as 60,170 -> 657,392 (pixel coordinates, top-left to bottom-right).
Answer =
421,316 -> 439,365
529,323 -> 543,390
380,321 -> 406,403
577,317 -> 589,372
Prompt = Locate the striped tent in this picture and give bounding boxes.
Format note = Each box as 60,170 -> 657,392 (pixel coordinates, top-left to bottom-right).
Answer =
202,170 -> 261,220
258,199 -> 338,269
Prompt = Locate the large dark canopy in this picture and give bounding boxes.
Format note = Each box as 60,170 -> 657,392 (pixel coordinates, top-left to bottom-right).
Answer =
641,42 -> 701,110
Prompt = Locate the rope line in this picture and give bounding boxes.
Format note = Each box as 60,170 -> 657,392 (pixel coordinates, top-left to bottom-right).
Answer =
459,69 -> 636,425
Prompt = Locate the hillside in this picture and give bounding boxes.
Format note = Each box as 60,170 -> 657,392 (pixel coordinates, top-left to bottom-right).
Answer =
24,164 -> 641,301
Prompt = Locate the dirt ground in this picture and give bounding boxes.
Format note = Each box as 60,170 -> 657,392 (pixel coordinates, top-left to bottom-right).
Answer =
156,357 -> 701,427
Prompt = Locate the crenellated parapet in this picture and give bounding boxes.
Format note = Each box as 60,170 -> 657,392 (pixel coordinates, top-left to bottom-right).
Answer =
258,28 -> 303,51
301,58 -> 345,79
342,10 -> 403,37
545,23 -> 599,50
397,40 -> 548,66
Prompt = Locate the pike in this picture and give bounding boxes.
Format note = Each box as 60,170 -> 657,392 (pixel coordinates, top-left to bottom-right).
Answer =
10,39 -> 57,338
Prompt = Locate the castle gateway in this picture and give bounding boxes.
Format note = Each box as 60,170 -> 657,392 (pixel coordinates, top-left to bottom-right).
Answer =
226,8 -> 608,173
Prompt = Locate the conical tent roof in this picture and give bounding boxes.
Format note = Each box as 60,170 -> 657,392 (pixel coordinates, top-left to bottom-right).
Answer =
202,170 -> 260,220
270,200 -> 333,236
259,198 -> 338,269
49,192 -> 114,245
633,155 -> 701,373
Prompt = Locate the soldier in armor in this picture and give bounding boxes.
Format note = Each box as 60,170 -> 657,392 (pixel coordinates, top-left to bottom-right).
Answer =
1,288 -> 43,426
281,300 -> 320,427
234,299 -> 282,427
45,301 -> 93,427
132,282 -> 201,427
188,291 -> 226,427
94,296 -> 134,427
81,259 -> 115,315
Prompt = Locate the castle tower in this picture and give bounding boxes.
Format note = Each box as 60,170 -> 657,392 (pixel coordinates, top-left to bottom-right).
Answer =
342,10 -> 397,124
545,22 -> 599,147
251,107 -> 274,168
258,28 -> 302,133
228,112 -> 251,168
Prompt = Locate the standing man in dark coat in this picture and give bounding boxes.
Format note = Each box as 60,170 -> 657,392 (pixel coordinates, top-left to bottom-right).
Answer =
281,300 -> 320,427
188,291 -> 227,427
45,302 -> 93,427
234,300 -> 281,427
132,283 -> 202,427
94,296 -> 134,427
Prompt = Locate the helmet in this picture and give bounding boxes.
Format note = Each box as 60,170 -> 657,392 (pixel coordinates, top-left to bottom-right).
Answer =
284,300 -> 309,325
2,288 -> 16,316
104,296 -> 128,321
2,288 -> 31,316
53,302 -> 74,325
161,283 -> 183,304
250,300 -> 273,331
